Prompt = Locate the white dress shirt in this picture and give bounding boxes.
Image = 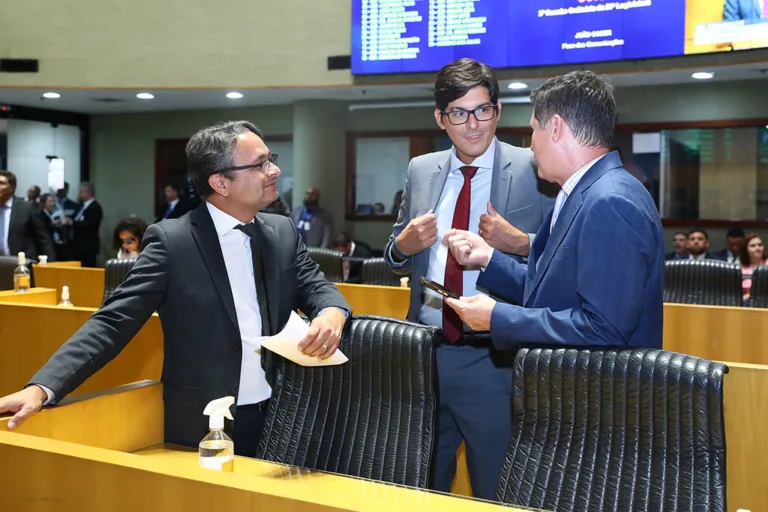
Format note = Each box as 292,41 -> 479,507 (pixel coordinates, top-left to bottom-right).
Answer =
0,196 -> 12,256
419,140 -> 495,327
206,201 -> 271,406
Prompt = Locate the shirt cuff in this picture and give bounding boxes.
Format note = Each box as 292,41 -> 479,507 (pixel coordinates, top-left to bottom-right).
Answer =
318,307 -> 349,319
481,248 -> 495,272
35,384 -> 55,405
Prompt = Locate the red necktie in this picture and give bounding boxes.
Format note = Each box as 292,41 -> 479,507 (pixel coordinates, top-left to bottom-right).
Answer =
442,166 -> 478,343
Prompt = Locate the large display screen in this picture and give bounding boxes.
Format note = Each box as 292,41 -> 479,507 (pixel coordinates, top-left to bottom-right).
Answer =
351,0 -> 768,75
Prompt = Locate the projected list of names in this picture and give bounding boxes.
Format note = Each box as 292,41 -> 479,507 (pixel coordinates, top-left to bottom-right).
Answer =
360,0 -> 422,62
429,0 -> 486,48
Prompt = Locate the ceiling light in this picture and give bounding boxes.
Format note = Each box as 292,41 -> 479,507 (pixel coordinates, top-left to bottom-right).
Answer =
226,92 -> 244,99
692,72 -> 714,80
136,92 -> 155,100
42,92 -> 61,99
507,82 -> 528,90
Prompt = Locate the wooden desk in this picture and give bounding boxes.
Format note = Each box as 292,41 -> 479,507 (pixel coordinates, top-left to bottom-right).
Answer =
0,287 -> 57,305
33,264 -> 105,308
0,382 -> 527,512
0,302 -> 162,398
335,283 -> 409,319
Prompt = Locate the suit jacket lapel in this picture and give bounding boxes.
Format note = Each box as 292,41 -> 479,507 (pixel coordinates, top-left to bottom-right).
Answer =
427,154 -> 452,212
490,139 -> 513,212
253,215 -> 280,335
190,205 -> 239,332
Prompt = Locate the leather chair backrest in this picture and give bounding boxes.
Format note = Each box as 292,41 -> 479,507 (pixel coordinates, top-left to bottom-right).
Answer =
102,257 -> 137,303
256,315 -> 438,488
307,248 -> 344,283
361,257 -> 403,286
0,256 -> 18,290
749,265 -> 768,308
496,348 -> 727,512
663,259 -> 742,306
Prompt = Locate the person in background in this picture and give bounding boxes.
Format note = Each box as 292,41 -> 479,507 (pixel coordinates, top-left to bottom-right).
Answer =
38,193 -> 66,244
687,229 -> 721,261
26,185 -> 41,205
155,184 -> 191,223
113,217 -> 149,259
290,187 -> 334,248
717,227 -> 745,263
740,233 -> 768,303
332,232 -> 372,283
665,231 -> 689,260
261,198 -> 290,216
53,182 -> 79,261
72,182 -> 103,267
385,58 -> 554,500
0,170 -> 55,261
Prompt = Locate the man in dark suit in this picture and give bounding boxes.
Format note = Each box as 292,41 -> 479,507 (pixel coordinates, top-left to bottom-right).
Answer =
0,121 -> 351,457
332,232 -> 372,283
71,182 -> 103,267
155,184 -> 191,223
385,58 -> 555,500
444,71 -> 664,350
0,170 -> 55,261
687,229 -> 724,261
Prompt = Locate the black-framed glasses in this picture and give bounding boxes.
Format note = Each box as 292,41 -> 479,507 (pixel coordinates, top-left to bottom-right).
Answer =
212,153 -> 278,175
441,105 -> 498,125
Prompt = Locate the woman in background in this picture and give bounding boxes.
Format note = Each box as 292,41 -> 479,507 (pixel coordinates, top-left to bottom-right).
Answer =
113,217 -> 148,259
740,233 -> 768,303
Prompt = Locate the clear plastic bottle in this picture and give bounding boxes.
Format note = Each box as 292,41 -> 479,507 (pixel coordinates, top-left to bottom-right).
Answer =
14,252 -> 30,293
199,396 -> 235,472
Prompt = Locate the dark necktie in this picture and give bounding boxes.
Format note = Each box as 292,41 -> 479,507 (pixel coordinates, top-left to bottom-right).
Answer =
442,166 -> 478,343
234,222 -> 272,336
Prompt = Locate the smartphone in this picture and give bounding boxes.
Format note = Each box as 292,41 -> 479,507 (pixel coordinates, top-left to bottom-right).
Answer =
420,276 -> 460,300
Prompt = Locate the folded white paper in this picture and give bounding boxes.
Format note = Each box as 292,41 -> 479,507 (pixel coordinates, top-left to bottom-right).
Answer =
259,311 -> 348,367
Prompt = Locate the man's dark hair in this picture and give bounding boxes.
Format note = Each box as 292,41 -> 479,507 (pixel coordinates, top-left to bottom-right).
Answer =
0,170 -> 17,191
433,58 -> 500,111
688,229 -> 709,240
113,216 -> 149,251
530,70 -> 615,148
80,181 -> 95,196
726,227 -> 745,239
186,120 -> 263,198
332,232 -> 353,249
165,183 -> 180,194
674,231 -> 687,238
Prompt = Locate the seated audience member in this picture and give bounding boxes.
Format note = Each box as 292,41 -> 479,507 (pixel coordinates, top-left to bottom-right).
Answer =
113,217 -> 148,259
687,229 -> 722,261
718,227 -> 745,264
332,232 -> 371,283
740,233 -> 768,303
665,231 -> 688,260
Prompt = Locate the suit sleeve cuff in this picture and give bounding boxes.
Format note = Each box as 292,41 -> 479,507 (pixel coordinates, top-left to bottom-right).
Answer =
386,244 -> 410,269
481,249 -> 495,272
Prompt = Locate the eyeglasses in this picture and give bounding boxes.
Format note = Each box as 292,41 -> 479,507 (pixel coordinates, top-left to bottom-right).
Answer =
441,105 -> 498,125
213,153 -> 278,175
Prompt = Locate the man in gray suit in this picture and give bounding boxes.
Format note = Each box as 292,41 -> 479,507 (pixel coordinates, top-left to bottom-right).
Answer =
290,187 -> 334,248
385,58 -> 555,500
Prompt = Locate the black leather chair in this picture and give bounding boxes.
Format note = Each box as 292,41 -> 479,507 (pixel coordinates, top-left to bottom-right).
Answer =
361,257 -> 403,286
496,348 -> 727,511
0,256 -> 18,290
256,315 -> 438,488
664,259 -> 742,306
102,257 -> 137,303
306,248 -> 344,283
749,265 -> 768,308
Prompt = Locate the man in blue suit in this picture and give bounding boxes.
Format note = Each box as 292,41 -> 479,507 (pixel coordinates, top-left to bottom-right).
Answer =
724,0 -> 766,22
443,70 -> 664,350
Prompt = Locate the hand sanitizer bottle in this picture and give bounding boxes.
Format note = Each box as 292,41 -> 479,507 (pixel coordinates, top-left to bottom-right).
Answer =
199,396 -> 235,472
38,255 -> 48,265
14,252 -> 30,293
59,285 -> 74,307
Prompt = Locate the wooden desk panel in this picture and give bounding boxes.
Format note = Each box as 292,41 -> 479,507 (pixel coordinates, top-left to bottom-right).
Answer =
33,265 -> 105,308
0,303 -> 162,398
0,288 -> 57,305
335,283 -> 409,319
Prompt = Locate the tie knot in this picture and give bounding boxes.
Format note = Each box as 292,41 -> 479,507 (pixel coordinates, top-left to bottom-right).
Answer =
234,222 -> 258,239
460,166 -> 478,180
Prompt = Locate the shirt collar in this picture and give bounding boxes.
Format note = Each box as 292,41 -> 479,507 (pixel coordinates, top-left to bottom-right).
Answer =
2,196 -> 12,208
170,199 -> 179,208
449,137 -> 497,173
560,154 -> 606,196
82,198 -> 96,209
205,201 -> 252,237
